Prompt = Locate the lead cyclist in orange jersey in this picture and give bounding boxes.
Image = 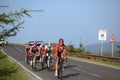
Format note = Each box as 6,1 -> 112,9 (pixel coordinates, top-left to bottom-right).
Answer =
54,38 -> 66,76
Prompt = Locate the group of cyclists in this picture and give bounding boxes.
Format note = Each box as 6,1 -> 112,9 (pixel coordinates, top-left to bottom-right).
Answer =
25,38 -> 66,77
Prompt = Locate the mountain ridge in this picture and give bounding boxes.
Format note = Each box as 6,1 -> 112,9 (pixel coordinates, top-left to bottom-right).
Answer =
84,41 -> 120,57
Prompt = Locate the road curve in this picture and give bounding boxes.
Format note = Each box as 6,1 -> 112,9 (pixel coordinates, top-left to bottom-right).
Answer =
2,44 -> 120,80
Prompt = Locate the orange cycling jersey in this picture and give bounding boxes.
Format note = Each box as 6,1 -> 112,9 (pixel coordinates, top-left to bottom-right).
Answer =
40,47 -> 46,54
55,43 -> 66,57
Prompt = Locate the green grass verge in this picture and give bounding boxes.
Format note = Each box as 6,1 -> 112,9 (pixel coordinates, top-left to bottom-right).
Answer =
68,55 -> 120,68
0,50 -> 30,80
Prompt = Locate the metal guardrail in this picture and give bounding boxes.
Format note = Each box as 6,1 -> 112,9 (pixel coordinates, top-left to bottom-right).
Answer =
68,53 -> 120,63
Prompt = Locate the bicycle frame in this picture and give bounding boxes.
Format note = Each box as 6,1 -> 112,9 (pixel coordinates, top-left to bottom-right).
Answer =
31,55 -> 37,71
57,57 -> 63,80
31,54 -> 40,71
41,53 -> 45,69
46,52 -> 51,71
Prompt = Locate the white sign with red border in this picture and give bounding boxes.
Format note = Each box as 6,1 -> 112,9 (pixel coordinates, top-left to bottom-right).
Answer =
109,35 -> 116,43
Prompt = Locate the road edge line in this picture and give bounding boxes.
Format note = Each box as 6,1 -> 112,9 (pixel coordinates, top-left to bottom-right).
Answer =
1,49 -> 43,80
68,56 -> 120,70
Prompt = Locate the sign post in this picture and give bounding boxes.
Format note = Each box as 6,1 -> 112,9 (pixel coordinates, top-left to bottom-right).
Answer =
109,34 -> 116,57
98,30 -> 107,56
101,40 -> 103,56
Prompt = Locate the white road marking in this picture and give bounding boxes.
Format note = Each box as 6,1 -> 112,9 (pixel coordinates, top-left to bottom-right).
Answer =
13,46 -> 23,53
69,57 -> 120,70
74,67 -> 103,78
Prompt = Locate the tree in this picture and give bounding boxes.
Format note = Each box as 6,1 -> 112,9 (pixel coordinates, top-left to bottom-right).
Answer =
79,39 -> 83,53
117,45 -> 120,56
67,42 -> 74,52
0,8 -> 42,39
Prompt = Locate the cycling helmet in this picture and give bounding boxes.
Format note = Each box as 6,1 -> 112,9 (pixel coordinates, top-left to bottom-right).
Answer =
59,38 -> 64,43
33,41 -> 37,46
48,43 -> 51,47
42,43 -> 45,47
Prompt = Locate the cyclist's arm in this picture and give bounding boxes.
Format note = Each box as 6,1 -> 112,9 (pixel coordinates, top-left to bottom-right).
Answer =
25,46 -> 28,56
55,45 -> 59,59
63,46 -> 67,58
25,48 -> 27,56
37,47 -> 41,56
29,47 -> 34,56
39,48 -> 42,57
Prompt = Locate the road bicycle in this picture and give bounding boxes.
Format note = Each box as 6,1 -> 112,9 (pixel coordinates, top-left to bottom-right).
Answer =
31,55 -> 37,71
25,52 -> 31,65
57,57 -> 63,80
31,54 -> 40,71
46,52 -> 52,71
25,55 -> 30,65
41,53 -> 45,70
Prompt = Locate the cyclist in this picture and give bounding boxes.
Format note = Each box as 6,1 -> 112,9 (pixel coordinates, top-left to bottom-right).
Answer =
25,43 -> 31,64
30,41 -> 40,67
54,38 -> 66,76
45,43 -> 53,68
40,43 -> 46,69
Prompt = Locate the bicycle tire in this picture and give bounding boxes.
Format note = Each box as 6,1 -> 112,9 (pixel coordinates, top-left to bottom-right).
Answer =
59,62 -> 63,80
57,58 -> 63,80
47,59 -> 50,71
32,56 -> 37,71
26,56 -> 30,65
57,68 -> 60,79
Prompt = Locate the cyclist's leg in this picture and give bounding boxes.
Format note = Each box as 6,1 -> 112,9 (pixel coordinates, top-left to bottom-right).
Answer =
46,53 -> 48,67
55,56 -> 58,76
42,54 -> 45,63
59,58 -> 63,79
36,55 -> 40,62
41,53 -> 45,69
30,56 -> 33,66
57,57 -> 63,79
61,53 -> 66,70
50,52 -> 52,61
61,53 -> 66,62
29,53 -> 33,66
45,53 -> 48,63
47,53 -> 51,69
39,54 -> 42,62
25,52 -> 28,63
25,53 -> 26,61
27,52 -> 31,64
35,55 -> 40,69
33,55 -> 36,67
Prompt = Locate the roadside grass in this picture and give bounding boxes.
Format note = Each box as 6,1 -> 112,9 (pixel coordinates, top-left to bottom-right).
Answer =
0,50 -> 30,80
68,55 -> 120,68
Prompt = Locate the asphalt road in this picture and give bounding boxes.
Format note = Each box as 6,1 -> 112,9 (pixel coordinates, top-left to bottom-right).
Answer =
2,44 -> 120,80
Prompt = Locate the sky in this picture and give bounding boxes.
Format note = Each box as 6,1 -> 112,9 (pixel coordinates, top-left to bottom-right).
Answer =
0,0 -> 120,47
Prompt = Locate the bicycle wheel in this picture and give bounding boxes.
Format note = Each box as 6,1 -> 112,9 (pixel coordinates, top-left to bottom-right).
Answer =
57,58 -> 63,80
41,54 -> 44,69
47,55 -> 51,71
32,56 -> 36,71
57,64 -> 62,79
59,62 -> 63,80
26,56 -> 30,65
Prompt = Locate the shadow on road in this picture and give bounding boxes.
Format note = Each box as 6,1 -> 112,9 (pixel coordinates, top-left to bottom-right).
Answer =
49,65 -> 76,72
64,65 -> 76,69
62,73 -> 80,79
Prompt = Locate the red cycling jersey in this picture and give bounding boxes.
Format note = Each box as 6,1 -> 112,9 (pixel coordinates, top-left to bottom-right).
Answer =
40,47 -> 46,54
55,43 -> 66,57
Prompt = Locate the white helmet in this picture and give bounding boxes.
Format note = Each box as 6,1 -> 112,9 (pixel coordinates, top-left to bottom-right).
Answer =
48,43 -> 51,47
